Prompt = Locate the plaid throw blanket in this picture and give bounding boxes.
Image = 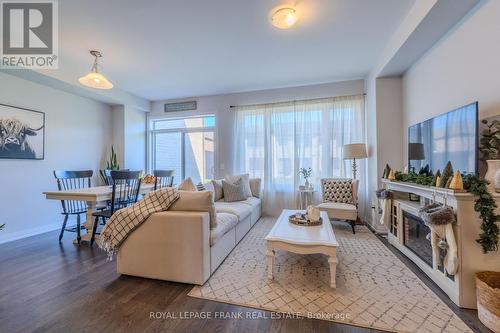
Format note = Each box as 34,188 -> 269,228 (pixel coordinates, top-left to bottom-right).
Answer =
97,187 -> 180,260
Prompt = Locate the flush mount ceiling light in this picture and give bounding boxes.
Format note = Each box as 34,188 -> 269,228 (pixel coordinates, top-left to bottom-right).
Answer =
271,7 -> 298,29
78,50 -> 113,90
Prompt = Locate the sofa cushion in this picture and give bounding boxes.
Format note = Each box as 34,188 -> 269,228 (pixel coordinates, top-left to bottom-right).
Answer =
249,178 -> 261,198
211,179 -> 224,201
225,174 -> 252,198
222,179 -> 247,202
214,201 -> 252,221
169,190 -> 217,228
210,213 -> 238,246
239,196 -> 261,208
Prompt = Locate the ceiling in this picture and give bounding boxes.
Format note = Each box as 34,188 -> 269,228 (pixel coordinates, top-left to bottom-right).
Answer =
47,0 -> 415,101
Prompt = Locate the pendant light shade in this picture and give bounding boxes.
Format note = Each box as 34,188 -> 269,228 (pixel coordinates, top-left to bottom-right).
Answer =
78,50 -> 113,90
271,7 -> 298,29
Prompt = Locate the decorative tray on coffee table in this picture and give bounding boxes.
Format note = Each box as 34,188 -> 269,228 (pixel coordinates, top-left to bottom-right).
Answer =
288,214 -> 323,226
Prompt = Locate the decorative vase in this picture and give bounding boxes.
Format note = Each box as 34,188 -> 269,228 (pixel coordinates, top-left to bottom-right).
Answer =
304,179 -> 310,189
306,205 -> 321,222
484,160 -> 500,192
494,169 -> 500,193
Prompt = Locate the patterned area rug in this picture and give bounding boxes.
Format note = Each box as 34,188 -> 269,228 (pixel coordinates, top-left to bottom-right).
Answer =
188,217 -> 472,333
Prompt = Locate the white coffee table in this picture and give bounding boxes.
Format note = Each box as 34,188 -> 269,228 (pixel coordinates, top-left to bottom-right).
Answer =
265,209 -> 339,288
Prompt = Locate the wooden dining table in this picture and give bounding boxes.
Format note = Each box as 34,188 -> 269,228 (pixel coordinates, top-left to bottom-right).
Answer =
43,183 -> 155,245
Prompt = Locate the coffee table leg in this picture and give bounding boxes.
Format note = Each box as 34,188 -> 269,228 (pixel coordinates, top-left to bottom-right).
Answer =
266,245 -> 275,280
328,253 -> 337,288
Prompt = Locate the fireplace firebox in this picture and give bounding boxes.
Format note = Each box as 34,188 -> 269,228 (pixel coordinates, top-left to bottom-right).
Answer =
403,211 -> 433,268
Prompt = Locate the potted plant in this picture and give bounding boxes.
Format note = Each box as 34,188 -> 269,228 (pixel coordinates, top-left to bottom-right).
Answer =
479,119 -> 500,191
299,167 -> 312,189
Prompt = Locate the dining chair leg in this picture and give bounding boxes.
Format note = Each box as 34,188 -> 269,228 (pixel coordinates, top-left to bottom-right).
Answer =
76,214 -> 81,244
90,216 -> 99,246
59,214 -> 69,242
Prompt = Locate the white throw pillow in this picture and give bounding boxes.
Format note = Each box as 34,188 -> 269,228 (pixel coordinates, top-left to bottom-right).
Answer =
225,174 -> 252,198
249,178 -> 261,198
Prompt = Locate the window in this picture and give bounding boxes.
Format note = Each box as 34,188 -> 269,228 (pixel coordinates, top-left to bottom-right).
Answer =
234,95 -> 365,216
149,115 -> 215,184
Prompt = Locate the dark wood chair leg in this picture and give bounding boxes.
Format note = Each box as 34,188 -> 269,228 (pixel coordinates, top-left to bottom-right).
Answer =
90,216 -> 99,246
76,214 -> 81,244
59,214 -> 69,242
350,220 -> 356,234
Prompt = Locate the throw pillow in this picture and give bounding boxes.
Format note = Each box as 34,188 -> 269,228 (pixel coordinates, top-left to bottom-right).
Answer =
169,190 -> 217,229
178,177 -> 196,191
211,179 -> 224,201
222,179 -> 247,202
249,178 -> 261,198
225,174 -> 252,198
196,182 -> 206,191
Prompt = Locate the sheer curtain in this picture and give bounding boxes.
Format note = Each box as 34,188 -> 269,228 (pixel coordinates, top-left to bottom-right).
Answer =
234,95 -> 366,216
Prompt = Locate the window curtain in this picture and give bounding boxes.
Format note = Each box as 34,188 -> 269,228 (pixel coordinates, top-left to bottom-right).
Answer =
234,95 -> 366,217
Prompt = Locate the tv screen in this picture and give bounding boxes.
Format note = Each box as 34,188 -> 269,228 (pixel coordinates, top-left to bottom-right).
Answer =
408,102 -> 478,175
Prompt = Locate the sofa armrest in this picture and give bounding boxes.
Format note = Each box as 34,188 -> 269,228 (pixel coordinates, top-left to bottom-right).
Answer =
117,211 -> 210,285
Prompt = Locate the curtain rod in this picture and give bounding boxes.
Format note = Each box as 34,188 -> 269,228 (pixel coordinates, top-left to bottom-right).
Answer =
229,93 -> 366,109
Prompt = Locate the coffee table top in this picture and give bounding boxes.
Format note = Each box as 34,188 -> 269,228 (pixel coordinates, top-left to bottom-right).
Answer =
265,209 -> 338,247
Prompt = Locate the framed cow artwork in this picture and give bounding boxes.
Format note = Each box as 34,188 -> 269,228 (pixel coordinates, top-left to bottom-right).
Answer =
0,104 -> 45,160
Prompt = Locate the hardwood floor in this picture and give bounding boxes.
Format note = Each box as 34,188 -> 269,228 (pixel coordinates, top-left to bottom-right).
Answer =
0,225 -> 490,333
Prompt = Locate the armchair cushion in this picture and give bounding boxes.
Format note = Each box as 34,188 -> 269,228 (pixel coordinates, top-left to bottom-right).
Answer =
317,202 -> 357,221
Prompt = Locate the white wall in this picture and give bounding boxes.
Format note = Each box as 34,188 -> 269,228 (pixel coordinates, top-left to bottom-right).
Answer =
403,0 -> 500,131
109,105 -> 146,171
150,80 -> 365,178
124,106 -> 146,171
0,72 -> 113,243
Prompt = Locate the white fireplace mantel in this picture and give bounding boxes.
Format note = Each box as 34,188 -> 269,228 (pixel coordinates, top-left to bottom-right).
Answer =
381,179 -> 500,309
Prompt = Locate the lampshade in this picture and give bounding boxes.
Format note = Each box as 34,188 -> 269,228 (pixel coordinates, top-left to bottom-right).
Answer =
409,143 -> 425,160
271,8 -> 298,29
78,50 -> 113,90
343,143 -> 367,159
78,72 -> 113,90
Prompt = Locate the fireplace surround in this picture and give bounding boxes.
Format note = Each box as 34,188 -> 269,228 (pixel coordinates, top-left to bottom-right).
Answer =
381,179 -> 500,309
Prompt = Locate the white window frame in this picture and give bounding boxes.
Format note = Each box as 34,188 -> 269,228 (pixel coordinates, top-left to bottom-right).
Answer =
146,112 -> 216,180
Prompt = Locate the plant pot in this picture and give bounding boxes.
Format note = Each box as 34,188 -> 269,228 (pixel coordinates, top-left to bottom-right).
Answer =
475,271 -> 500,332
485,160 -> 500,192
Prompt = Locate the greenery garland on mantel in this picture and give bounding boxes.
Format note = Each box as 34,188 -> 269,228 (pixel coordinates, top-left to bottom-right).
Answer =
463,174 -> 499,253
387,171 -> 499,253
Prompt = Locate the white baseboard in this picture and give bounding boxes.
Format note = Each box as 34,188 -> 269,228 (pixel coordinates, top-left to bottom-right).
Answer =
0,223 -> 62,244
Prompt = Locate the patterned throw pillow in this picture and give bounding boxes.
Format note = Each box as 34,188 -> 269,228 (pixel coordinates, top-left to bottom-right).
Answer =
225,174 -> 252,198
178,177 -> 196,191
196,182 -> 206,191
211,179 -> 224,201
222,179 -> 247,202
321,178 -> 353,204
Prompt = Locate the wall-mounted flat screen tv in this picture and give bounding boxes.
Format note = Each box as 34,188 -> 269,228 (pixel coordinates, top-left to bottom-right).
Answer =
408,102 -> 478,174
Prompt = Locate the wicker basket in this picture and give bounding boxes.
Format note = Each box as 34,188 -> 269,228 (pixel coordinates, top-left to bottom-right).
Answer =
475,271 -> 500,332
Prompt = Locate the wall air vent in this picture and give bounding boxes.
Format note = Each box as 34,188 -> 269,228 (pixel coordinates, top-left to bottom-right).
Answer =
164,101 -> 197,112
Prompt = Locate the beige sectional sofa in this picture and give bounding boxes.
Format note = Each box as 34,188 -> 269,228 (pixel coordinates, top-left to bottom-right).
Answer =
116,179 -> 261,285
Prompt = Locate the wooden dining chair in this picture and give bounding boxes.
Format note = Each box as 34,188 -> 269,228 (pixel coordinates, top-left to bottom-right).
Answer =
90,170 -> 142,246
99,169 -> 112,185
53,170 -> 93,243
153,170 -> 175,190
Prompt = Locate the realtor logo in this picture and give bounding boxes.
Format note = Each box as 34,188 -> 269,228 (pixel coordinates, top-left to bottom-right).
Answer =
1,0 -> 58,68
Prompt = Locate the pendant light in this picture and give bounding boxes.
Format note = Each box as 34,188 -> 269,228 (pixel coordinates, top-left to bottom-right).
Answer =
271,7 -> 298,29
78,50 -> 113,90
